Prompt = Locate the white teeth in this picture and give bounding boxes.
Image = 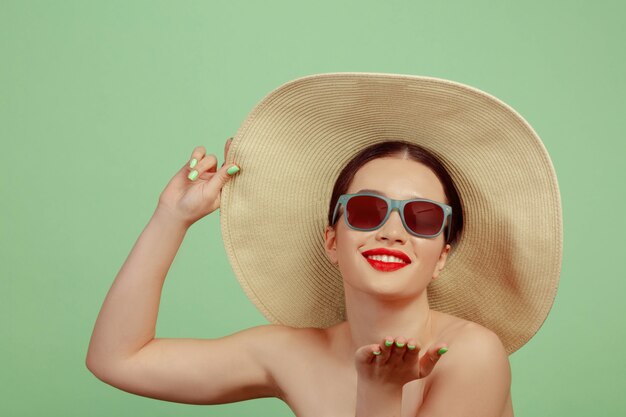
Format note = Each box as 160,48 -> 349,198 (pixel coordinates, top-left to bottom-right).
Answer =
366,254 -> 406,264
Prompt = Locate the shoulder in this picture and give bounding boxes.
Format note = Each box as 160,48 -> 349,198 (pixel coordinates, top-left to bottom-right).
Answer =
241,324 -> 328,399
265,322 -> 327,341
445,324 -> 511,380
420,316 -> 511,416
433,311 -> 507,356
244,323 -> 326,356
242,323 -> 328,367
433,315 -> 510,376
453,320 -> 508,357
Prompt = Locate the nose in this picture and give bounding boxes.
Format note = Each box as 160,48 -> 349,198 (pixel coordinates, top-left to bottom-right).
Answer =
375,208 -> 409,243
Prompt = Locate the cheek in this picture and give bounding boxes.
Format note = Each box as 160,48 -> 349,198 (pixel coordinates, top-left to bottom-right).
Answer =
335,228 -> 368,259
411,240 -> 445,265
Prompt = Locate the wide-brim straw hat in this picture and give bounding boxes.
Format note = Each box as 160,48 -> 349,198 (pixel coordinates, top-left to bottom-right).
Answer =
220,72 -> 562,355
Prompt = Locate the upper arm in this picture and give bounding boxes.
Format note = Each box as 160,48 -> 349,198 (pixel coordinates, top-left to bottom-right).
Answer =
87,324 -> 289,405
417,324 -> 511,417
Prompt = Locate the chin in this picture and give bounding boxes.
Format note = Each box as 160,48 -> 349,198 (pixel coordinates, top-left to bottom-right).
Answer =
341,256 -> 430,298
347,271 -> 425,301
368,282 -> 423,301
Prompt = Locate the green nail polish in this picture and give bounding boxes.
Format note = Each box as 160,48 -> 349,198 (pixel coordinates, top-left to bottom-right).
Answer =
188,170 -> 198,181
395,341 -> 405,348
407,344 -> 416,350
227,165 -> 240,175
438,347 -> 448,355
372,350 -> 382,356
384,340 -> 394,347
189,158 -> 197,168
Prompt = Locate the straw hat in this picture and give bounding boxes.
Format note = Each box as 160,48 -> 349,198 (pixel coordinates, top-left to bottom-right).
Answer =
220,72 -> 562,355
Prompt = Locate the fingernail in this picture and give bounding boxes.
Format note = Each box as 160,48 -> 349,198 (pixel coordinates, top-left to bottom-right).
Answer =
189,158 -> 198,169
372,350 -> 382,356
384,340 -> 394,347
395,341 -> 405,348
227,165 -> 240,176
188,170 -> 198,181
438,347 -> 448,355
407,344 -> 416,350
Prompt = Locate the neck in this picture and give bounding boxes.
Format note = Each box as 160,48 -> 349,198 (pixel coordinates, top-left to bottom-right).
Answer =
341,283 -> 435,355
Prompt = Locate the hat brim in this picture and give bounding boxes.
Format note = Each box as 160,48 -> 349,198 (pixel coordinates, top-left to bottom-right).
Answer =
220,72 -> 562,355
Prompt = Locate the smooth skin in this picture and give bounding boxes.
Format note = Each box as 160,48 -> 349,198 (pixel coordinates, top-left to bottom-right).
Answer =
86,142 -> 513,417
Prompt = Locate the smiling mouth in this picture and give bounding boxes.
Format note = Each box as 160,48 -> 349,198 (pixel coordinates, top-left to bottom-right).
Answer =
363,250 -> 411,272
364,257 -> 409,272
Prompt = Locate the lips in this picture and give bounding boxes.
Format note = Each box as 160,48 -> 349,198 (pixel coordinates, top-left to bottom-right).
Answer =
361,248 -> 411,272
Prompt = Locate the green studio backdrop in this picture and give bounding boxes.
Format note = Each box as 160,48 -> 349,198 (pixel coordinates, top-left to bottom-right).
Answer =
2,1 -> 625,416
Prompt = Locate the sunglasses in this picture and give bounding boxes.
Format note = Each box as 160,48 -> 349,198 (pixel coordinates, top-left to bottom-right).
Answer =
331,193 -> 452,240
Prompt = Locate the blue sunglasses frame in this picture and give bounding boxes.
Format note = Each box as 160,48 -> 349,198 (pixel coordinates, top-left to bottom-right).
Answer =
331,192 -> 453,240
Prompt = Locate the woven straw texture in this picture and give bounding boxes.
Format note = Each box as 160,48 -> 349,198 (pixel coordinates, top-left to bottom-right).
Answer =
220,72 -> 562,355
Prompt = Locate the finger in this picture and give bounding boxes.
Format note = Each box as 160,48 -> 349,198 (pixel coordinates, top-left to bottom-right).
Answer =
379,336 -> 395,364
403,338 -> 421,363
418,344 -> 448,378
204,153 -> 219,174
355,344 -> 382,365
208,162 -> 240,189
188,154 -> 218,181
387,336 -> 408,364
188,146 -> 207,170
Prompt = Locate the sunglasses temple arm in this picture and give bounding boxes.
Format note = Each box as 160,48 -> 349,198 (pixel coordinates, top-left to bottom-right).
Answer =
331,203 -> 341,226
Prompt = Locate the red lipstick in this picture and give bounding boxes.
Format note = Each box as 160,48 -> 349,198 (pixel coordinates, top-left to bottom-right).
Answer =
361,248 -> 411,272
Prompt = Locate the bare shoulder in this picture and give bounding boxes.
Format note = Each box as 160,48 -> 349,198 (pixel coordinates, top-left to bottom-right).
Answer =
418,312 -> 511,417
432,310 -> 508,355
444,322 -> 508,375
430,311 -> 510,382
215,323 -> 328,400
241,322 -> 326,365
249,322 -> 328,356
245,323 -> 329,391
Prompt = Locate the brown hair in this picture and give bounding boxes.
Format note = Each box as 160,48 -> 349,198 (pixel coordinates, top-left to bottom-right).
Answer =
327,140 -> 464,246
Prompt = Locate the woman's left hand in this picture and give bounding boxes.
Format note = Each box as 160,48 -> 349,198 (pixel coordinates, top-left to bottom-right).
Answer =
354,336 -> 448,389
353,337 -> 449,416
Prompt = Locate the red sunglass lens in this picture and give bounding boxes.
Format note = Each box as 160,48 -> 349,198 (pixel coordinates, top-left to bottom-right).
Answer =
404,201 -> 445,235
346,195 -> 387,229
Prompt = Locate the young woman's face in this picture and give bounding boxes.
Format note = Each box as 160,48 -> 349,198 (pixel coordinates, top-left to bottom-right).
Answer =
324,156 -> 451,300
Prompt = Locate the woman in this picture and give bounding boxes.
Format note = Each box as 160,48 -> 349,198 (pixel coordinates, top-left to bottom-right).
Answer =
86,73 -> 561,417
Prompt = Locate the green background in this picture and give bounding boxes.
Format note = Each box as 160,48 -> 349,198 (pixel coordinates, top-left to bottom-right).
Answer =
2,1 -> 624,415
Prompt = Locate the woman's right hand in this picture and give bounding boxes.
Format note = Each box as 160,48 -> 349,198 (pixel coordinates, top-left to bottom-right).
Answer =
156,138 -> 239,228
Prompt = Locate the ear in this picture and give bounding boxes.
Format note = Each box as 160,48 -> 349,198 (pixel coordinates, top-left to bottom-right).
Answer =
432,244 -> 451,280
324,225 -> 338,265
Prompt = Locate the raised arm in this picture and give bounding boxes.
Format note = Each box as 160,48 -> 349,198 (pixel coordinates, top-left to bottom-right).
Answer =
85,142 -> 283,404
